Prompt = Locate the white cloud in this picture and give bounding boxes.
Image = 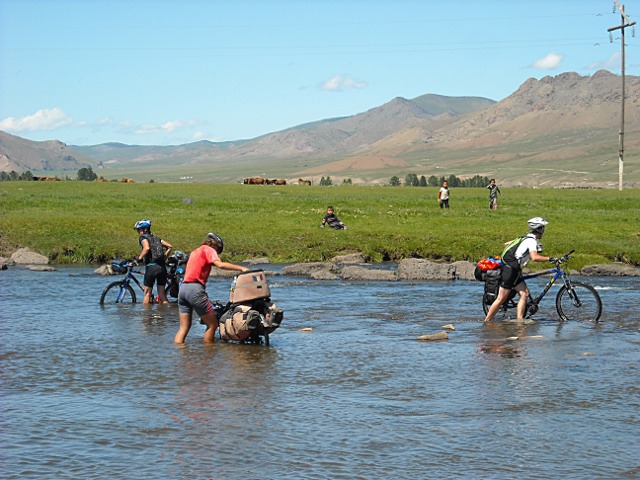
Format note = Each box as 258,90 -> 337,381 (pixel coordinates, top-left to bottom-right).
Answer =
585,52 -> 621,70
321,74 -> 368,92
0,108 -> 72,132
133,119 -> 199,136
532,52 -> 563,69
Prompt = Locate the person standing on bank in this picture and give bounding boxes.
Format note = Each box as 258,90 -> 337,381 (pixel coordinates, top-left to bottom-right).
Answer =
134,219 -> 173,304
483,217 -> 552,323
174,232 -> 249,344
438,181 -> 450,209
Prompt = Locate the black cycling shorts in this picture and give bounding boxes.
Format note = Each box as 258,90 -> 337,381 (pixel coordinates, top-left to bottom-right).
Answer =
500,263 -> 524,290
143,263 -> 167,288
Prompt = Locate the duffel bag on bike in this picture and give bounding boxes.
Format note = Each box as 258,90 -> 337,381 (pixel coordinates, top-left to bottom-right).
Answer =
474,257 -> 502,281
218,305 -> 262,342
483,269 -> 501,304
110,258 -> 128,274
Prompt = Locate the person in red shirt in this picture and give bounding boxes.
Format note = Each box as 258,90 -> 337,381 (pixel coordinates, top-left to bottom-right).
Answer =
174,232 -> 248,344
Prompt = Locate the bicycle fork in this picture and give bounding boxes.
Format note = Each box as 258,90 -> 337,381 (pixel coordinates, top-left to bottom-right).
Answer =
116,279 -> 130,303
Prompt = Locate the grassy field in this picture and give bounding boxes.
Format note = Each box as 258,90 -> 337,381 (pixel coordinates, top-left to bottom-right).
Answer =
0,181 -> 638,270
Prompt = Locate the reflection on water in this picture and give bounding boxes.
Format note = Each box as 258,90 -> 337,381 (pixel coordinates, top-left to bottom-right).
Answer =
1,267 -> 638,479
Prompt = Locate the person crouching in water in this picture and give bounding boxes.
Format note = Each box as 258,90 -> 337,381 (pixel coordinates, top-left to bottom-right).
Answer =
483,217 -> 552,323
174,232 -> 249,344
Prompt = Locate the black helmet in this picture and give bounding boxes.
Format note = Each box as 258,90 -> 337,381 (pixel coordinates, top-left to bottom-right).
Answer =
207,232 -> 224,254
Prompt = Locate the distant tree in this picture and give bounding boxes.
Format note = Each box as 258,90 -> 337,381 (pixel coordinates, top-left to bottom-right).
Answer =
419,175 -> 427,187
0,171 -> 10,181
404,173 -> 419,187
428,175 -> 439,187
342,178 -> 352,185
149,179 -> 155,183
77,167 -> 97,181
389,175 -> 401,186
447,174 -> 462,187
9,171 -> 19,181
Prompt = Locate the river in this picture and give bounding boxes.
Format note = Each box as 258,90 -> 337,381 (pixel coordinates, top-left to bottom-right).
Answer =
1,266 -> 638,479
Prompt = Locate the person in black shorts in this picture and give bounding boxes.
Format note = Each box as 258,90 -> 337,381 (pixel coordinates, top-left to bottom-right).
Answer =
134,219 -> 173,304
483,217 -> 552,322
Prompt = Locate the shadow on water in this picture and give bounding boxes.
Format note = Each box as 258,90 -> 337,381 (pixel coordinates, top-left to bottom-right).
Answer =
1,267 -> 638,479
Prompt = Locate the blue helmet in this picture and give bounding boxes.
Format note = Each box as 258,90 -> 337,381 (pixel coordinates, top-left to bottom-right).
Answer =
133,219 -> 151,230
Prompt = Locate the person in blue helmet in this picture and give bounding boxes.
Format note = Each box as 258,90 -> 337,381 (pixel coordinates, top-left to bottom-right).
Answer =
133,219 -> 173,304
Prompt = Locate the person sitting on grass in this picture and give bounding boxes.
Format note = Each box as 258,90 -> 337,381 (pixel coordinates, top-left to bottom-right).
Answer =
321,206 -> 347,230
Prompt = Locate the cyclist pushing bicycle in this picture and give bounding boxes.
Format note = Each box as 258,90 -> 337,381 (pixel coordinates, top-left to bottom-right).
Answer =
134,219 -> 173,304
483,217 -> 553,323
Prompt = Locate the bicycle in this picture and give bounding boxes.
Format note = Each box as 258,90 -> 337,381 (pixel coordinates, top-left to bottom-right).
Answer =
99,259 -> 146,304
482,250 -> 602,322
163,250 -> 189,301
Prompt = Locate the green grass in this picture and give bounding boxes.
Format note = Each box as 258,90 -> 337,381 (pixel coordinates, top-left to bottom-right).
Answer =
1,181 -> 638,270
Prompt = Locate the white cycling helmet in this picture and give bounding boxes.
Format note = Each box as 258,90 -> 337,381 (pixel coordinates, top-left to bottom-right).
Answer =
527,217 -> 548,231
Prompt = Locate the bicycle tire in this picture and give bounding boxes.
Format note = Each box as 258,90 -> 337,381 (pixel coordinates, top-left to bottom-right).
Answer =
555,281 -> 602,323
100,281 -> 137,304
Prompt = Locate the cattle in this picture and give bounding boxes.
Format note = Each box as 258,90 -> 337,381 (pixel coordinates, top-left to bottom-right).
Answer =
298,178 -> 312,186
39,176 -> 61,181
274,179 -> 287,185
94,178 -> 109,182
120,178 -> 135,183
243,177 -> 266,185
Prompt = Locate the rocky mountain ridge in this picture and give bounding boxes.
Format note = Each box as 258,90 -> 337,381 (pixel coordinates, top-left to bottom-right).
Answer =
2,70 -> 638,186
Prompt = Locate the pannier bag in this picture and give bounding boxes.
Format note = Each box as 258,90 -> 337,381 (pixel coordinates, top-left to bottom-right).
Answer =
229,270 -> 271,303
474,257 -> 502,281
111,258 -> 128,274
483,269 -> 501,305
218,305 -> 262,341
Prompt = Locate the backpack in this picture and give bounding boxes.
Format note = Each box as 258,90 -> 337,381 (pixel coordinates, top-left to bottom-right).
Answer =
142,233 -> 165,264
501,235 -> 529,264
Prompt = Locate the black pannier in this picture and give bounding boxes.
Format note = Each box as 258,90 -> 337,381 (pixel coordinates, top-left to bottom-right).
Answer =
483,269 -> 501,305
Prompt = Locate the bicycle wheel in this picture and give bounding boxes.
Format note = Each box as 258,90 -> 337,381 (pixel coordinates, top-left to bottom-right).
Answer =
100,281 -> 137,304
555,281 -> 602,322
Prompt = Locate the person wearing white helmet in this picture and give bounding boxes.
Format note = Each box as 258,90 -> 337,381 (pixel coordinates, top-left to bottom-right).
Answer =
134,219 -> 173,304
174,232 -> 249,344
483,217 -> 552,322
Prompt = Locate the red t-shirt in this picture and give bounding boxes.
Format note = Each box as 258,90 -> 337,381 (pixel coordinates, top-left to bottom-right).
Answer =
183,245 -> 220,285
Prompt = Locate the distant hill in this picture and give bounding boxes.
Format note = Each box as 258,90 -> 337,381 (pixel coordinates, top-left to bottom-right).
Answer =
2,70 -> 638,186
0,132 -> 96,172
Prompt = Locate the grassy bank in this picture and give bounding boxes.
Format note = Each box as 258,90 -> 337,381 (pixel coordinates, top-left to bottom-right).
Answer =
0,182 -> 638,270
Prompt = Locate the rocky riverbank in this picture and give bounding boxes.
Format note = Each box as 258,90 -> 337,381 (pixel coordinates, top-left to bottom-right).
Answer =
2,249 -> 639,279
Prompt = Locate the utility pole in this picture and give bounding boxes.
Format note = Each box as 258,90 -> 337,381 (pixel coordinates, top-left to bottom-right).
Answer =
608,2 -> 635,191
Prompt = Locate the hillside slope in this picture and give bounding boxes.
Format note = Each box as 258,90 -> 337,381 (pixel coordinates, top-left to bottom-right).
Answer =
1,70 -> 638,186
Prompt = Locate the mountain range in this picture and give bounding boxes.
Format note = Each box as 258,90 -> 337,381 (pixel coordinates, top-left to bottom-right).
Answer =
1,69 -> 638,187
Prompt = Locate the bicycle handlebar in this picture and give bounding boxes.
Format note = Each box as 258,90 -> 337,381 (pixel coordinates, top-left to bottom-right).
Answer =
551,250 -> 575,266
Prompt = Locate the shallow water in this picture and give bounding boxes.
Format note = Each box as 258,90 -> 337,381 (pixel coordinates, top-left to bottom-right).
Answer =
1,266 -> 639,479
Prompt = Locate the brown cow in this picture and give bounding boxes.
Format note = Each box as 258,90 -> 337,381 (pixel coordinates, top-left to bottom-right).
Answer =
39,176 -> 61,181
274,179 -> 287,185
298,178 -> 312,186
244,177 -> 265,185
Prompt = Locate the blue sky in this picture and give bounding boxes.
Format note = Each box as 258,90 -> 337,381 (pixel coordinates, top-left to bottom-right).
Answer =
1,0 -> 637,146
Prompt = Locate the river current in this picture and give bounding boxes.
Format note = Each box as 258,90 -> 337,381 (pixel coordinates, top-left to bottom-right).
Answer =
1,266 -> 638,479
